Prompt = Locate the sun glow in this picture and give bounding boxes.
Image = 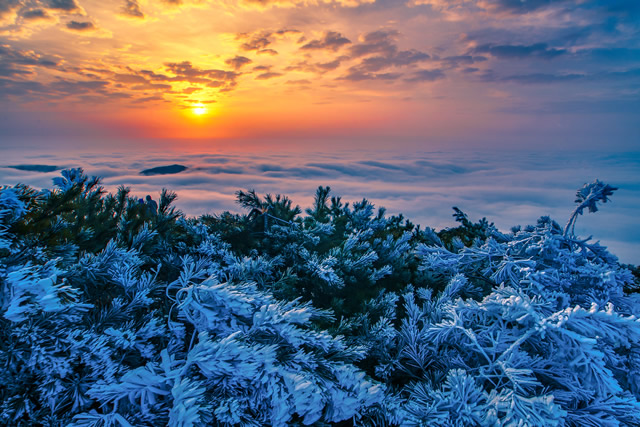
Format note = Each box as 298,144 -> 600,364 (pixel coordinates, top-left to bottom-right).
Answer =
191,104 -> 208,116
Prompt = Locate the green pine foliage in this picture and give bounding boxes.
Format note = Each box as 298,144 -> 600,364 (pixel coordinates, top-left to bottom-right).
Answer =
1,170 -> 638,426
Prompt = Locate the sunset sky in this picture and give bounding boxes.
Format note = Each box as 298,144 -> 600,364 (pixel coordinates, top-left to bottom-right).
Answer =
0,0 -> 638,148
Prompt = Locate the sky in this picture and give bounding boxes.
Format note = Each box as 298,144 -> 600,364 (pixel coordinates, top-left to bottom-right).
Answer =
1,0 -> 639,263
0,0 -> 639,147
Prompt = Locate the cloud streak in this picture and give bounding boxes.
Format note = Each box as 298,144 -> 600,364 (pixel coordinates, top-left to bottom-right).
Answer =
65,21 -> 95,31
473,43 -> 566,59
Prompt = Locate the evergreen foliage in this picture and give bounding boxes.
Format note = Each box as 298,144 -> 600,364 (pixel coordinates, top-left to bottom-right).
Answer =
1,171 -> 638,425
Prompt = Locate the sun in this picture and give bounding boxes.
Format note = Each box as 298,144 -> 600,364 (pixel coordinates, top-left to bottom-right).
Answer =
192,104 -> 208,116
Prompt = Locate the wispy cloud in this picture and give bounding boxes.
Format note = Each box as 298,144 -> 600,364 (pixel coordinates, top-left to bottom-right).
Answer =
121,0 -> 145,19
301,31 -> 351,51
225,55 -> 252,70
236,0 -> 373,9
255,71 -> 282,80
473,43 -> 566,59
348,30 -> 399,58
20,9 -> 51,20
45,0 -> 81,12
65,20 -> 95,31
0,44 -> 59,78
0,0 -> 21,19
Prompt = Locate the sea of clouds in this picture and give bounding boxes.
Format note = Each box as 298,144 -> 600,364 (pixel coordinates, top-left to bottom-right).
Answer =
1,145 -> 638,264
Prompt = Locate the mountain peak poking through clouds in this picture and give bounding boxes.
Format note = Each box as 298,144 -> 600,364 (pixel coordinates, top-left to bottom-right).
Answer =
6,164 -> 59,172
140,164 -> 188,176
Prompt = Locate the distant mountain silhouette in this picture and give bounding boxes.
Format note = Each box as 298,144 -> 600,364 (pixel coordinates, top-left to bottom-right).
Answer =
140,164 -> 188,175
7,164 -> 59,172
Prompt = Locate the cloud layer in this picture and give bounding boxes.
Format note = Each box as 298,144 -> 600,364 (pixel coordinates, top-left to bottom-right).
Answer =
1,145 -> 638,264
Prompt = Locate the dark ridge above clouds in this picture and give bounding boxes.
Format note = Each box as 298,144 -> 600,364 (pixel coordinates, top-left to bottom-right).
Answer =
6,164 -> 58,172
140,164 -> 188,175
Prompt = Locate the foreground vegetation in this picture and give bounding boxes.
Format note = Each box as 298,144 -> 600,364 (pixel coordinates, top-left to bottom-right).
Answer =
1,169 -> 639,426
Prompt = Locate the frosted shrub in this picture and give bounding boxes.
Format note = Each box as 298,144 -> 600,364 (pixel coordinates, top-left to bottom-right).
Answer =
394,189 -> 640,425
1,170 -> 638,426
